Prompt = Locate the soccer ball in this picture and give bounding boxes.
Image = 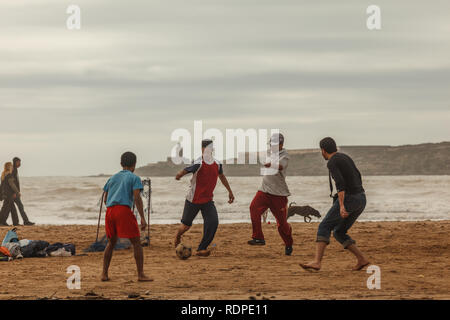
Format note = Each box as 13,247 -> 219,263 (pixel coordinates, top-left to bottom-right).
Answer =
176,243 -> 192,260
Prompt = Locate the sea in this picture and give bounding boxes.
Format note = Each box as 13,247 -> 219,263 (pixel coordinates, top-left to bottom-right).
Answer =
10,175 -> 449,225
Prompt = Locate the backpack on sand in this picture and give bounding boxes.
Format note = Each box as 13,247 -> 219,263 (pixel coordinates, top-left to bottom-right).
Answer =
2,228 -> 19,247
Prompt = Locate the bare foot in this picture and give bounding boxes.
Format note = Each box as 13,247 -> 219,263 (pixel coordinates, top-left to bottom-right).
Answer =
138,274 -> 154,282
174,233 -> 182,248
352,261 -> 370,271
299,262 -> 321,271
195,250 -> 211,257
101,274 -> 110,281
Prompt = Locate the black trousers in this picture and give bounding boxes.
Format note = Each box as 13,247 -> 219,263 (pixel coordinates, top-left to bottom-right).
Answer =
181,200 -> 219,251
0,197 -> 17,225
12,196 -> 30,223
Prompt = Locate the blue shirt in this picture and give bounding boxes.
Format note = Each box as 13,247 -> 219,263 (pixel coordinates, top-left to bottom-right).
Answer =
103,170 -> 143,208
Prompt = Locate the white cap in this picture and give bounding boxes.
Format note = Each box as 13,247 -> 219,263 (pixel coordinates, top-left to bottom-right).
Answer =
269,133 -> 284,145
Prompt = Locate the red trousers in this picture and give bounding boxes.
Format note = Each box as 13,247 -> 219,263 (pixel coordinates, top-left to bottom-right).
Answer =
250,191 -> 293,247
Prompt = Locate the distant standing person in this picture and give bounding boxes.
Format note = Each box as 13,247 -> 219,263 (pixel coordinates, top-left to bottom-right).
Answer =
101,152 -> 152,282
248,133 -> 294,256
11,157 -> 34,226
300,137 -> 370,271
174,139 -> 235,257
0,162 -> 20,226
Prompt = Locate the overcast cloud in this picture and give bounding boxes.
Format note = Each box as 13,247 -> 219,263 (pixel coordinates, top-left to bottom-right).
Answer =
0,0 -> 449,176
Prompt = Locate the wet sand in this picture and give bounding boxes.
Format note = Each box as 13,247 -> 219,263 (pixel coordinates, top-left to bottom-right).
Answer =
0,221 -> 449,300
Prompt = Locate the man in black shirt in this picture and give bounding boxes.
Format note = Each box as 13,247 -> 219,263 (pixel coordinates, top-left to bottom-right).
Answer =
300,137 -> 370,271
11,157 -> 34,226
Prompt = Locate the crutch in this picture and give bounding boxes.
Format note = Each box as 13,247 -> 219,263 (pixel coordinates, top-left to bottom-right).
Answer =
96,192 -> 105,243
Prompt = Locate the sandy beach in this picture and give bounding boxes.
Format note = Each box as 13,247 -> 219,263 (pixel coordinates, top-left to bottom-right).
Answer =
0,221 -> 449,300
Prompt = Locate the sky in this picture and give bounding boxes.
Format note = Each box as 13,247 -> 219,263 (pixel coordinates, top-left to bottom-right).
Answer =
0,0 -> 449,176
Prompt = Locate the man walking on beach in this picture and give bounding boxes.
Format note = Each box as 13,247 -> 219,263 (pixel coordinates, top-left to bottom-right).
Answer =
300,137 -> 370,271
248,133 -> 294,256
11,157 -> 34,226
101,152 -> 152,282
174,139 -> 234,257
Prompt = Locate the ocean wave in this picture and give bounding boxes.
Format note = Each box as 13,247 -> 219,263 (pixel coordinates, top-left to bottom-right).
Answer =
49,187 -> 101,194
57,211 -> 99,220
15,175 -> 450,225
60,205 -> 98,213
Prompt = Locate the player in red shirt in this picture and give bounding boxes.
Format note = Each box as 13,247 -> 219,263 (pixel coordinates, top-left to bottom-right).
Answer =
174,139 -> 234,257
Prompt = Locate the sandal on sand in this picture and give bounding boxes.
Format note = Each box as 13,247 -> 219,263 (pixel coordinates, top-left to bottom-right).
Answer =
352,262 -> 370,271
299,263 -> 320,271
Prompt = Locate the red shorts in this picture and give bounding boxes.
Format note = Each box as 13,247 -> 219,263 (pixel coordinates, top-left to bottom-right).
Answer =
105,205 -> 140,239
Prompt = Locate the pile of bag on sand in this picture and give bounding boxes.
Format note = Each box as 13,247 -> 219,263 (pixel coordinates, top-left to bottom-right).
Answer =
84,234 -> 131,252
0,228 -> 76,261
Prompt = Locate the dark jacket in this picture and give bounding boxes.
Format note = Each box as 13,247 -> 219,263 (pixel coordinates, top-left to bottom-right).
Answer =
12,167 -> 20,191
1,173 -> 19,199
